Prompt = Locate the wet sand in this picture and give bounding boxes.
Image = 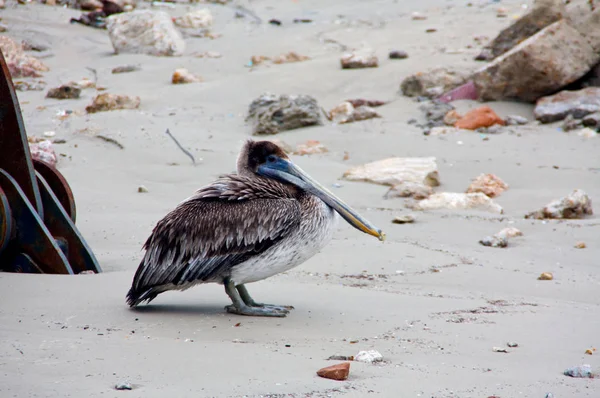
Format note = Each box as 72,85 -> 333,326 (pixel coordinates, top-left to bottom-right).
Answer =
0,1 -> 599,397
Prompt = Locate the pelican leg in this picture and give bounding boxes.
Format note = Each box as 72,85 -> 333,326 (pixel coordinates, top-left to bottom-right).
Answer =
236,284 -> 295,311
223,279 -> 289,317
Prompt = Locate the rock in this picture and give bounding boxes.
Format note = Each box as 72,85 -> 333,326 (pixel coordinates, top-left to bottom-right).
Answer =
411,12 -> 427,20
389,50 -> 408,59
506,115 -> 528,125
340,50 -> 378,69
272,52 -> 310,64
86,93 -> 141,113
415,192 -> 504,214
343,157 -> 440,187
316,362 -> 350,381
346,99 -> 386,108
478,0 -> 566,61
582,112 -> 600,127
137,185 -> 148,193
496,227 -> 523,239
472,20 -> 600,102
73,78 -> 96,90
174,9 -> 213,29
496,7 -> 508,18
246,93 -> 323,135
493,347 -> 509,353
14,80 -> 46,91
392,214 -> 416,224
534,87 -> 600,123
327,355 -> 354,361
585,348 -> 594,355
420,100 -> 455,129
112,65 -> 140,74
564,365 -> 595,378
354,350 -> 383,363
507,342 -> 519,348
28,140 -> 57,167
79,0 -> 103,10
384,182 -> 433,200
107,11 -> 185,56
525,189 -> 593,219
115,381 -> 132,390
0,36 -> 49,78
401,67 -> 469,98
454,106 -> 505,130
538,272 -> 554,280
443,110 -> 462,126
172,68 -> 201,84
479,236 -> 508,248
46,83 -> 81,100
561,114 -> 583,131
466,173 -> 508,198
293,140 -> 328,156
575,241 -> 586,249
570,8 -> 600,53
329,102 -> 380,124
576,127 -> 598,138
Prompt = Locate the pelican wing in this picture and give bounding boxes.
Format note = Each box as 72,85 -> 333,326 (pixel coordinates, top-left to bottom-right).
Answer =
126,175 -> 301,306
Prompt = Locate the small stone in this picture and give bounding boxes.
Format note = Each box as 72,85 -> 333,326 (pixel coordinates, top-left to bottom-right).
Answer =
535,87 -> 600,123
564,365 -> 595,378
46,83 -> 81,100
73,78 -> 96,89
389,50 -> 408,59
345,99 -> 387,108
172,68 -> 201,84
329,102 -> 381,124
493,347 -> 509,353
411,12 -> 427,20
43,131 -> 56,137
479,236 -> 508,248
585,349 -> 594,355
485,124 -> 504,134
343,157 -> 440,187
86,93 -> 141,113
582,112 -> 600,127
575,242 -> 586,249
115,381 -> 132,390
525,189 -> 593,220
340,50 -> 378,69
496,7 -> 508,17
293,140 -> 328,156
174,9 -> 213,29
327,355 -> 354,361
507,342 -> 519,348
454,106 -> 505,130
137,185 -> 148,193
384,182 -> 433,200
576,127 -> 598,138
246,93 -> 323,135
354,350 -> 383,363
316,362 -> 350,381
112,65 -> 140,74
506,115 -> 528,125
466,173 -> 508,198
401,67 -> 469,98
392,214 -> 416,224
496,227 -> 523,239
272,52 -> 310,64
414,192 -> 503,214
443,110 -> 462,126
538,272 -> 553,281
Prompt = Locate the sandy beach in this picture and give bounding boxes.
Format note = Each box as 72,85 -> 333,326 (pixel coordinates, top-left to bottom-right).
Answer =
1,0 -> 599,397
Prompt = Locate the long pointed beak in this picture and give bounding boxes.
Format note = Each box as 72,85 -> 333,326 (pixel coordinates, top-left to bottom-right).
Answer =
286,162 -> 386,241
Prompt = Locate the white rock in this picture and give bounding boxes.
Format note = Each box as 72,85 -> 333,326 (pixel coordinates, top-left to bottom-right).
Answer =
354,350 -> 383,363
343,157 -> 440,187
174,9 -> 213,29
107,10 -> 185,57
415,192 -> 504,214
496,227 -> 523,239
577,127 -> 598,138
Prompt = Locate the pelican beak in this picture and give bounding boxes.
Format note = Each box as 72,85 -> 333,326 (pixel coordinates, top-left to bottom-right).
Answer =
259,159 -> 385,241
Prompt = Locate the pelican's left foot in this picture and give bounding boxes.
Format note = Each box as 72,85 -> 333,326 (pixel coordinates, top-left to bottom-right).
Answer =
236,284 -> 295,310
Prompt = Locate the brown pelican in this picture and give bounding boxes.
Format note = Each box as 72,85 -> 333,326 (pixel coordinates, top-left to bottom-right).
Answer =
126,140 -> 385,317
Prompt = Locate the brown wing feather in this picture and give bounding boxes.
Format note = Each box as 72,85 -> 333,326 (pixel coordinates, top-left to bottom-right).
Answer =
126,175 -> 301,306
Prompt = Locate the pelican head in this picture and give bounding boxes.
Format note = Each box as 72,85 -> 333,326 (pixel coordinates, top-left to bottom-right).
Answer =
240,140 -> 385,241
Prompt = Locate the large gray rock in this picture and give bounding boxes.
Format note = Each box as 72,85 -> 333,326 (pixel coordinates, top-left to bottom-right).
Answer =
478,0 -> 566,61
472,20 -> 600,102
246,93 -> 324,135
400,67 -> 469,98
534,87 -> 600,123
107,11 -> 185,56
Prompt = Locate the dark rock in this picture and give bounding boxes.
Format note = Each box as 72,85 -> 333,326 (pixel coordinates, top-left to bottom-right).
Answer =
316,362 -> 350,381
246,93 -> 323,135
401,67 -> 469,98
582,112 -> 600,127
389,50 -> 408,59
534,87 -> 600,123
46,83 -> 81,99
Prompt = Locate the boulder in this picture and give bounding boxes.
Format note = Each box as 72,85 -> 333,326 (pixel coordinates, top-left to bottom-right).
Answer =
246,93 -> 323,135
401,67 -> 469,98
107,11 -> 185,56
534,87 -> 600,123
471,20 -> 600,102
343,157 -> 440,187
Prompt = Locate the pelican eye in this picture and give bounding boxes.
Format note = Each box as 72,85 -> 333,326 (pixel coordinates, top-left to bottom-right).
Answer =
266,155 -> 277,163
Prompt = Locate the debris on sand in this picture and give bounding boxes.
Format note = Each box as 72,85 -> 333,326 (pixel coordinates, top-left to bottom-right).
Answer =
401,67 -> 468,98
340,50 -> 378,69
28,140 -> 57,167
174,9 -> 213,29
293,140 -> 328,156
172,68 -> 202,84
525,190 -> 593,220
46,83 -> 81,99
112,65 -> 140,74
354,350 -> 383,363
272,52 -> 311,64
246,93 -> 323,135
466,174 -> 508,198
86,93 -> 141,113
564,364 -> 595,378
538,272 -> 554,281
534,87 -> 600,123
0,36 -> 49,78
107,10 -> 185,56
316,362 -> 350,381
343,157 -> 440,187
384,182 -> 433,200
454,106 -> 505,130
329,102 -> 381,124
392,214 -> 416,224
414,192 -> 504,214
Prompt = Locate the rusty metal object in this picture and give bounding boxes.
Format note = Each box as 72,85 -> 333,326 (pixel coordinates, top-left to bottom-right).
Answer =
0,49 -> 101,274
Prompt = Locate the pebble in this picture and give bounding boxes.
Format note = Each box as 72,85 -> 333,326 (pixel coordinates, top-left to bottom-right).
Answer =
507,342 -> 519,348
538,272 -> 553,281
506,115 -> 528,125
115,381 -> 132,390
564,364 -> 594,378
389,50 -> 408,59
411,12 -> 427,20
392,214 -> 416,224
137,185 -> 149,193
493,347 -> 509,353
316,362 -> 350,381
340,50 -> 378,69
479,236 -> 508,248
172,68 -> 202,84
574,242 -> 586,249
354,350 -> 383,363
112,65 -> 140,74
